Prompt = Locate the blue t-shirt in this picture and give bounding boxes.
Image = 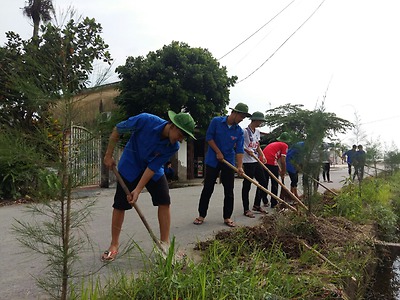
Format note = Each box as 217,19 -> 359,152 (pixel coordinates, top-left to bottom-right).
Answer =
117,113 -> 180,182
344,149 -> 357,164
205,116 -> 244,168
286,141 -> 305,174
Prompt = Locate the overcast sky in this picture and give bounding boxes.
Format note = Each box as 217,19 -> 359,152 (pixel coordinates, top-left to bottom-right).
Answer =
2,0 -> 400,150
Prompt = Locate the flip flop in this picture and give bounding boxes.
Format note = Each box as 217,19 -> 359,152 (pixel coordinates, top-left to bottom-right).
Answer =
193,217 -> 204,225
244,210 -> 255,218
224,220 -> 236,227
101,250 -> 118,262
252,205 -> 267,214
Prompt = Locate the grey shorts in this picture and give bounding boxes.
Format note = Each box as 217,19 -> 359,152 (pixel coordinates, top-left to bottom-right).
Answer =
113,172 -> 170,210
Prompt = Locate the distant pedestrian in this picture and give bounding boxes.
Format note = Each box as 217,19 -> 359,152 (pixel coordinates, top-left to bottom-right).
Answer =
193,103 -> 250,227
353,145 -> 366,181
256,132 -> 291,209
241,112 -> 268,218
342,145 -> 357,176
321,144 -> 332,183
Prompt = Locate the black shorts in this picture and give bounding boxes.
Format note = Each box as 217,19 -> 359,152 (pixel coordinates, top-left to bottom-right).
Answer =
113,172 -> 170,210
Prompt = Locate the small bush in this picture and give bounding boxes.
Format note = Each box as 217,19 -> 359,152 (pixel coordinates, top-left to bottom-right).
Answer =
0,131 -> 48,199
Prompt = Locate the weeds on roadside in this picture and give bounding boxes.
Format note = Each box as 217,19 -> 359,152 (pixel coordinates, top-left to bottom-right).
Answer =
79,172 -> 400,300
326,175 -> 399,241
78,224 -> 360,300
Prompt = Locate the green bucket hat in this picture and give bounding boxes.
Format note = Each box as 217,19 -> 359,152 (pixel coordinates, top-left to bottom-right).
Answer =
250,111 -> 267,122
168,110 -> 196,140
276,132 -> 291,143
229,103 -> 251,117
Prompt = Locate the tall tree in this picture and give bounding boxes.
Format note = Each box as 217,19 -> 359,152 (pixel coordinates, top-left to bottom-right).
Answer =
22,0 -> 55,39
0,18 -> 112,130
262,103 -> 353,211
115,41 -> 237,131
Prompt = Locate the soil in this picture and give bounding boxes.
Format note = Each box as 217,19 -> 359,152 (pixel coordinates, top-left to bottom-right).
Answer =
194,191 -> 377,299
0,196 -> 36,207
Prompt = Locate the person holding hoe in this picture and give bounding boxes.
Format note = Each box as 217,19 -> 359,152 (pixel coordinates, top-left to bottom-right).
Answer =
256,132 -> 291,209
241,111 -> 269,217
193,103 -> 250,227
101,110 -> 196,262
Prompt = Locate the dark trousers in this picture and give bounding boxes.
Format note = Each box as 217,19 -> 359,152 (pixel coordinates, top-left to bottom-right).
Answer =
198,163 -> 235,219
256,164 -> 279,207
322,162 -> 330,181
347,163 -> 352,175
353,165 -> 364,181
242,162 -> 268,212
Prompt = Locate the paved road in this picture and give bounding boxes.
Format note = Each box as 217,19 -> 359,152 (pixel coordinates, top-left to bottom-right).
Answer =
0,164 -> 355,299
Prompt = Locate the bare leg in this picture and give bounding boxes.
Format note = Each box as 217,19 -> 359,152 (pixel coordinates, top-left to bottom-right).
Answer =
109,208 -> 125,252
158,204 -> 171,243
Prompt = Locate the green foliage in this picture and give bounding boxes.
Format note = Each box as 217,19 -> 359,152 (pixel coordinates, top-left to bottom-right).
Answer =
0,130 -> 46,199
384,149 -> 400,173
262,103 -> 353,143
0,17 -> 112,131
330,176 -> 399,240
115,41 -> 237,131
85,225 -> 361,300
23,0 -> 55,38
260,103 -> 353,210
5,10 -> 113,300
36,168 -> 61,200
12,196 -> 96,299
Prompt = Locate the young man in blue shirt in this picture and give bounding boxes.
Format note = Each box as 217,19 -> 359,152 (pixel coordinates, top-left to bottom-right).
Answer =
342,145 -> 357,176
101,111 -> 196,261
193,103 -> 250,228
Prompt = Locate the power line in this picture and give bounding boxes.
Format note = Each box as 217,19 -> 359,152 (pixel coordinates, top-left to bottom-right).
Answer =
218,0 -> 297,61
237,0 -> 327,84
361,115 -> 400,125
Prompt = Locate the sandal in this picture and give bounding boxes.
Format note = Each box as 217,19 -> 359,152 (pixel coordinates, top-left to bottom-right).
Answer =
101,250 -> 118,262
224,219 -> 236,227
252,205 -> 267,214
193,217 -> 204,225
244,210 -> 255,218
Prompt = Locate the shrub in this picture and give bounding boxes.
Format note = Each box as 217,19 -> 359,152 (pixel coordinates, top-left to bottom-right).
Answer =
0,131 -> 47,199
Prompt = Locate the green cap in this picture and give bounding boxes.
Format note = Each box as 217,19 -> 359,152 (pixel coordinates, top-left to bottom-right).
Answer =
276,132 -> 291,143
250,111 -> 267,121
168,110 -> 196,140
229,103 -> 251,117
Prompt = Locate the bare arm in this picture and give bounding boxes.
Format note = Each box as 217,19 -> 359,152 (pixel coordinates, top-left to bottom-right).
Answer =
104,127 -> 119,169
256,145 -> 267,164
279,156 -> 287,177
128,167 -> 155,205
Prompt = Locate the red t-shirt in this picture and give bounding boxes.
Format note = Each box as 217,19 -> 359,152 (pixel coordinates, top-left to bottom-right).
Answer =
262,141 -> 288,166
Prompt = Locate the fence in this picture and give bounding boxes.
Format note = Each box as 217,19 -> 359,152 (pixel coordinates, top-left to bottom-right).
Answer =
69,125 -> 102,186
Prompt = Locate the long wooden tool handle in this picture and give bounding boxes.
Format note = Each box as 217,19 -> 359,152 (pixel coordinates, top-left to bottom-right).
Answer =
222,159 -> 297,212
251,153 -> 309,211
112,166 -> 166,255
303,172 -> 338,196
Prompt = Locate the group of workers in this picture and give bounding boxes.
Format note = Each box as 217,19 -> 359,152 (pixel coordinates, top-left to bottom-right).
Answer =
99,103 -> 366,262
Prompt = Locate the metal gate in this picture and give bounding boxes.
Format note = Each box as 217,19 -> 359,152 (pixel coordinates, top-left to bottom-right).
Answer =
69,125 -> 101,186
